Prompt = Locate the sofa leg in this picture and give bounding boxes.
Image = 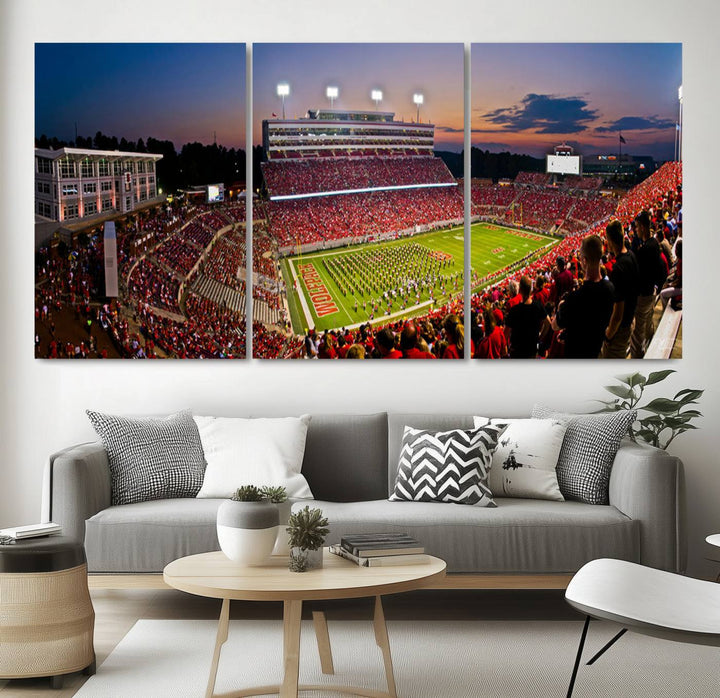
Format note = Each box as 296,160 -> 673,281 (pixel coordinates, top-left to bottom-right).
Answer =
50,674 -> 65,690
566,615 -> 590,698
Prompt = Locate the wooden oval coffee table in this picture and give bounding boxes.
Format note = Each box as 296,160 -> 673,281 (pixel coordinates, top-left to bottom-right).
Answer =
163,549 -> 446,698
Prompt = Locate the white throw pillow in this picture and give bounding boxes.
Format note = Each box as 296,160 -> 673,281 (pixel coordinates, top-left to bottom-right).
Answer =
473,417 -> 566,501
194,415 -> 313,499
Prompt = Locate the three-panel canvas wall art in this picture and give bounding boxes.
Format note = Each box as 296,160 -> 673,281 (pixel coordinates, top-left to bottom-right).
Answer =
34,43 -> 682,360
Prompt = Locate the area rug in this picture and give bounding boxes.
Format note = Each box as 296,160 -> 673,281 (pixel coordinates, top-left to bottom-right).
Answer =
75,619 -> 719,697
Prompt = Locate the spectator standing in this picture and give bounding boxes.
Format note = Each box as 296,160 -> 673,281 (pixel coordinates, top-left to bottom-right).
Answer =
553,235 -> 614,359
601,221 -> 639,359
505,276 -> 546,359
630,210 -> 666,358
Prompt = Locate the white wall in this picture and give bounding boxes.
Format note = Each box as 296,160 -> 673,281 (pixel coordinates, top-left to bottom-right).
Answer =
1,0 -> 719,577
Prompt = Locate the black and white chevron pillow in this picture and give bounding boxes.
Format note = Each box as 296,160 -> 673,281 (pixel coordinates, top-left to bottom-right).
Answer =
86,409 -> 206,506
390,425 -> 502,506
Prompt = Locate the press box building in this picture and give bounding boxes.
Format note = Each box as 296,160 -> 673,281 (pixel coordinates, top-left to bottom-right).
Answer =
34,147 -> 163,224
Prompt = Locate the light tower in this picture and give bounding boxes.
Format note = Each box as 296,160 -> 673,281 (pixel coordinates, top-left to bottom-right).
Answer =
677,85 -> 683,163
276,82 -> 290,119
371,89 -> 383,111
326,86 -> 338,109
413,93 -> 424,123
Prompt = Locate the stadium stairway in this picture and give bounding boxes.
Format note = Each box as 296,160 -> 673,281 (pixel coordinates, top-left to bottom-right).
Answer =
191,275 -> 245,314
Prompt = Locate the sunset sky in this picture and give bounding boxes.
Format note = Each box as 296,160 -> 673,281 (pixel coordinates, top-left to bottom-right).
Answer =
35,44 -> 246,149
471,43 -> 682,161
253,43 -> 465,152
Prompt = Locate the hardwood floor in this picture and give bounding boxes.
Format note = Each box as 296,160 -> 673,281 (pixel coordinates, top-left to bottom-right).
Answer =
0,588 -> 579,696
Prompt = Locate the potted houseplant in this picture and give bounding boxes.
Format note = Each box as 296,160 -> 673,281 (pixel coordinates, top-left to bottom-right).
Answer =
216,485 -> 281,565
286,506 -> 329,572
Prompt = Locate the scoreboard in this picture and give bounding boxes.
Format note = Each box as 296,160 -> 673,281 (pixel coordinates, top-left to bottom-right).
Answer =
546,154 -> 582,175
207,183 -> 225,203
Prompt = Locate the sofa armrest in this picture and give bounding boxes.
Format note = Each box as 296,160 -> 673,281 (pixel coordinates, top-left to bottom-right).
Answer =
43,442 -> 112,543
609,440 -> 686,573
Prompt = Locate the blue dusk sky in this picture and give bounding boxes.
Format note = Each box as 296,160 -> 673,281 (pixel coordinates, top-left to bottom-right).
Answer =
253,43 -> 465,152
472,43 -> 682,161
35,44 -> 246,149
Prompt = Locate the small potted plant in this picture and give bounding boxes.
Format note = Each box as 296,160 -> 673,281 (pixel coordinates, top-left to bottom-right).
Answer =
286,506 -> 329,572
216,485 -> 281,566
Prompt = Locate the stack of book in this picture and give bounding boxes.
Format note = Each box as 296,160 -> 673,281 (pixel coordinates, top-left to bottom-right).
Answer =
0,522 -> 62,540
329,532 -> 425,567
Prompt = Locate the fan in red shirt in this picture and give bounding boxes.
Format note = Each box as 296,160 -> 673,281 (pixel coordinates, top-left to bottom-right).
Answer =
475,308 -> 508,359
400,322 -> 436,359
441,313 -> 465,359
375,327 -> 402,359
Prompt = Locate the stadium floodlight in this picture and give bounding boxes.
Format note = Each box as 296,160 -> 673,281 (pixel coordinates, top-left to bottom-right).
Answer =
326,86 -> 339,109
413,93 -> 424,123
276,82 -> 290,119
371,89 -> 383,110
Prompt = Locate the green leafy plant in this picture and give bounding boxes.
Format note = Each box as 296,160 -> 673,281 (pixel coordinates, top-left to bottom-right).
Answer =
288,549 -> 308,572
231,485 -> 265,502
286,506 -> 329,551
594,369 -> 703,450
260,486 -> 288,504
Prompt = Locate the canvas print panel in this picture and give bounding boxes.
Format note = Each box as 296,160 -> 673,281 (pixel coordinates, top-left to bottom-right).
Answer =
252,43 -> 465,359
34,44 -> 247,359
469,43 -> 682,360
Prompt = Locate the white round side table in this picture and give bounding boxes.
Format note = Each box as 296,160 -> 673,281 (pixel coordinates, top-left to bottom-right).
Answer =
705,534 -> 720,582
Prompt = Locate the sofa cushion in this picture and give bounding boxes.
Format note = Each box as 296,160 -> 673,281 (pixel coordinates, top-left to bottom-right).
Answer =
301,413 -> 388,502
532,405 -> 637,505
315,498 -> 639,574
389,425 -> 501,506
86,409 -> 206,506
194,415 -> 313,499
388,414 -> 474,494
84,498 -> 223,572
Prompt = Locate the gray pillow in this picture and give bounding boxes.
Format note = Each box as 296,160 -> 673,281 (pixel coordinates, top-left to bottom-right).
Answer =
390,424 -> 502,506
86,409 -> 206,505
531,404 -> 636,504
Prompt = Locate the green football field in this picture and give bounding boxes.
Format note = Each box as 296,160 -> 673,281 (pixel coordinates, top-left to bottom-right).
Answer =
281,223 -> 556,333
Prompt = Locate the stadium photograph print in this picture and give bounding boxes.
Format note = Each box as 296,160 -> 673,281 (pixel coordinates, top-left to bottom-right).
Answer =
469,43 -> 682,360
34,43 -> 247,359
252,43 -> 465,360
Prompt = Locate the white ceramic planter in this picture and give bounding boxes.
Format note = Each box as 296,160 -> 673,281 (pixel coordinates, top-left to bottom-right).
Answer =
216,500 -> 279,566
272,500 -> 293,556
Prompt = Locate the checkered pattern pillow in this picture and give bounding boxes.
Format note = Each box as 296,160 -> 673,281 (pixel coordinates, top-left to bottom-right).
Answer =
390,425 -> 502,506
531,405 -> 636,504
86,409 -> 206,505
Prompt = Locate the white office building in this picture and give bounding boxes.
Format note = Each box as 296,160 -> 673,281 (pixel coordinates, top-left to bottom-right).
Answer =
34,147 -> 163,224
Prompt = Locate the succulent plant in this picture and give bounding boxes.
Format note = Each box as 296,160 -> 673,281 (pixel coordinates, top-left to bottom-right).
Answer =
289,548 -> 309,573
286,506 -> 329,551
260,485 -> 288,504
231,485 -> 265,502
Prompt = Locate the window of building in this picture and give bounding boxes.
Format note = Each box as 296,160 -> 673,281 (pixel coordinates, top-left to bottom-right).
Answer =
37,182 -> 51,195
98,160 -> 110,176
137,161 -> 146,174
139,177 -> 146,186
84,200 -> 97,215
83,182 -> 97,194
101,181 -> 113,191
149,185 -> 156,198
148,175 -> 155,184
37,201 -> 52,217
62,185 -> 78,196
37,158 -> 52,174
101,198 -> 113,212
63,203 -> 79,220
139,190 -> 147,202
81,160 -> 94,177
113,162 -> 123,175
60,159 -> 76,178
125,197 -> 131,210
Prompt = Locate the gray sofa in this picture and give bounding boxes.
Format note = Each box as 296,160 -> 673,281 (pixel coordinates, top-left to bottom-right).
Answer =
44,413 -> 686,579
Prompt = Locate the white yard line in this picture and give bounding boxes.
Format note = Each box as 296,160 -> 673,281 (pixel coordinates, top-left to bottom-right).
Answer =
287,259 -> 312,331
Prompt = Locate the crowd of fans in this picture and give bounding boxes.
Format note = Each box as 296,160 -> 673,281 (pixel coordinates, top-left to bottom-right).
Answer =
268,186 -> 463,247
262,155 -> 454,197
